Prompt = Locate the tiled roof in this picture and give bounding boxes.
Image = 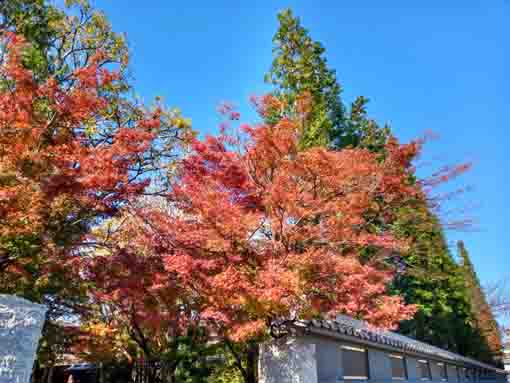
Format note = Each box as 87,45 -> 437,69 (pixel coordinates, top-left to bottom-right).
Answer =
298,315 -> 506,373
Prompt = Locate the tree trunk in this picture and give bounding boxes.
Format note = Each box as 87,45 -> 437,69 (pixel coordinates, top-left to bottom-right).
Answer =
46,367 -> 54,383
245,342 -> 259,383
30,359 -> 40,383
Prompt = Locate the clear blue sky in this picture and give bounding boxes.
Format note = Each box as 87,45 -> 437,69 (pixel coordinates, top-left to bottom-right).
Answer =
93,1 -> 508,287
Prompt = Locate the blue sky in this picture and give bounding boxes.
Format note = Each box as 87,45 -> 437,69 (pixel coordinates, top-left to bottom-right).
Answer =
93,1 -> 508,289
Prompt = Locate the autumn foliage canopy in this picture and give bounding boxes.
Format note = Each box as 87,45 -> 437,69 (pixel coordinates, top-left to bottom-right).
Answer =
85,97 -> 436,345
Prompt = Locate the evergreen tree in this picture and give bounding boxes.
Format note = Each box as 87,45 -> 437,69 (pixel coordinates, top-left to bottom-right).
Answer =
458,241 -> 503,360
267,8 -> 496,363
266,9 -> 390,150
392,208 -> 493,361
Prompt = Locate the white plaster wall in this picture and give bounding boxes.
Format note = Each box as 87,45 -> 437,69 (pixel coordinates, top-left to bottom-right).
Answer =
447,365 -> 459,383
259,337 -> 318,383
406,357 -> 420,381
367,348 -> 392,383
504,354 -> 510,382
0,295 -> 48,383
315,336 -> 341,383
430,361 -> 444,382
259,334 -> 509,383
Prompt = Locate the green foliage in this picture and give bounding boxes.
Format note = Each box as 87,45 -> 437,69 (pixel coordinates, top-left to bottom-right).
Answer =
0,0 -> 53,77
347,95 -> 391,152
170,330 -> 220,383
207,353 -> 244,383
209,341 -> 258,383
266,9 -> 344,148
458,241 -> 503,361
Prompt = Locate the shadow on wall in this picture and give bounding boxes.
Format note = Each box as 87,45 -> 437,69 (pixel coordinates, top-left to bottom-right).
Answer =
259,338 -> 318,383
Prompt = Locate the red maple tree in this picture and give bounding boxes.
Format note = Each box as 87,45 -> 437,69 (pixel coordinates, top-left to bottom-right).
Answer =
0,33 -> 187,284
77,210 -> 199,362
131,100 -> 427,343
